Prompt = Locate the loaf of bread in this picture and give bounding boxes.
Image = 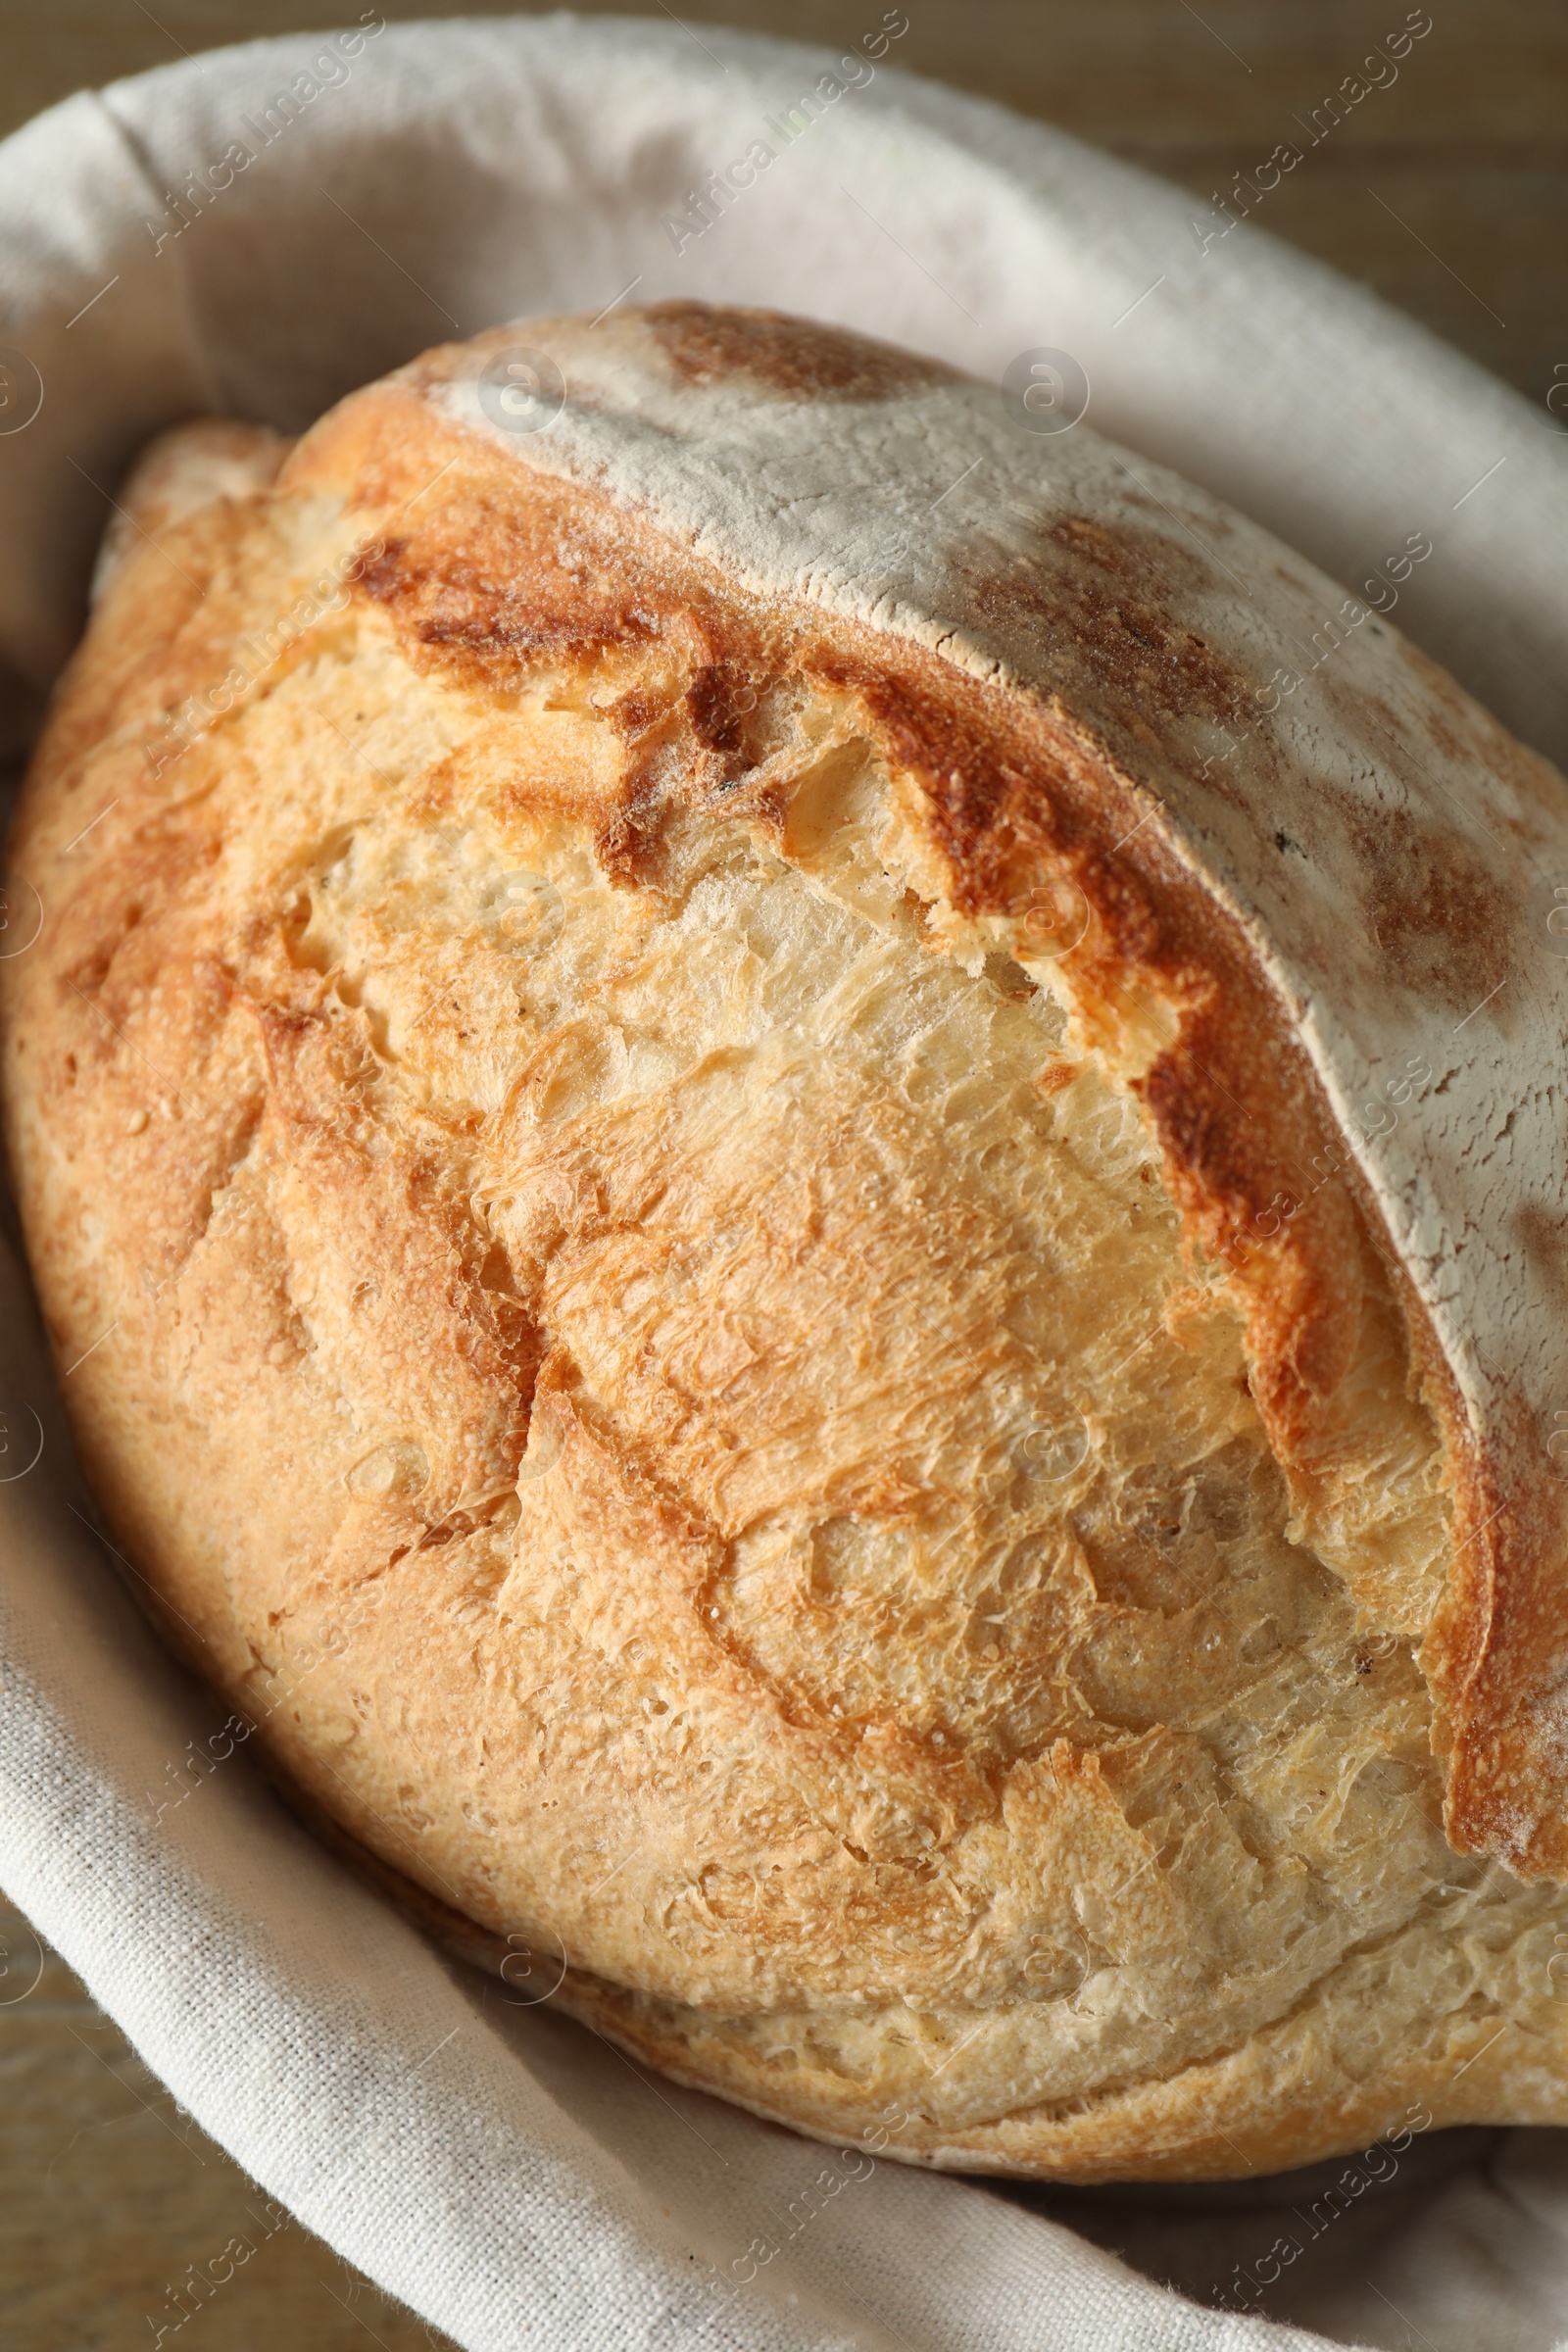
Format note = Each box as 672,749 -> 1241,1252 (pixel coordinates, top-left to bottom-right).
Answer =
7,303 -> 1568,2180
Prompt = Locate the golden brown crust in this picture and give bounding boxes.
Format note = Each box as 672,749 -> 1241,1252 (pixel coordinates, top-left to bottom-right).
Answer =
6,306 -> 1568,2178
638,297 -> 962,400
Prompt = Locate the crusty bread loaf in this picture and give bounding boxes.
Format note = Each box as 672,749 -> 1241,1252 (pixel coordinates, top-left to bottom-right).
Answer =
6,303 -> 1568,2180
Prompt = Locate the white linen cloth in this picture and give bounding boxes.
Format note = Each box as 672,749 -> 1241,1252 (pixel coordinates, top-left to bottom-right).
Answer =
2,19 -> 1568,2350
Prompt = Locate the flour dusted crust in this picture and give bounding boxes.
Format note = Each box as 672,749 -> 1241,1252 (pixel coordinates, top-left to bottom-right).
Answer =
7,304 -> 1568,2181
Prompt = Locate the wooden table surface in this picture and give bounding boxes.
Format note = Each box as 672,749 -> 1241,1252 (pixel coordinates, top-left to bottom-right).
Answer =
0,1892 -> 454,2349
1,4 -> 1563,2345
